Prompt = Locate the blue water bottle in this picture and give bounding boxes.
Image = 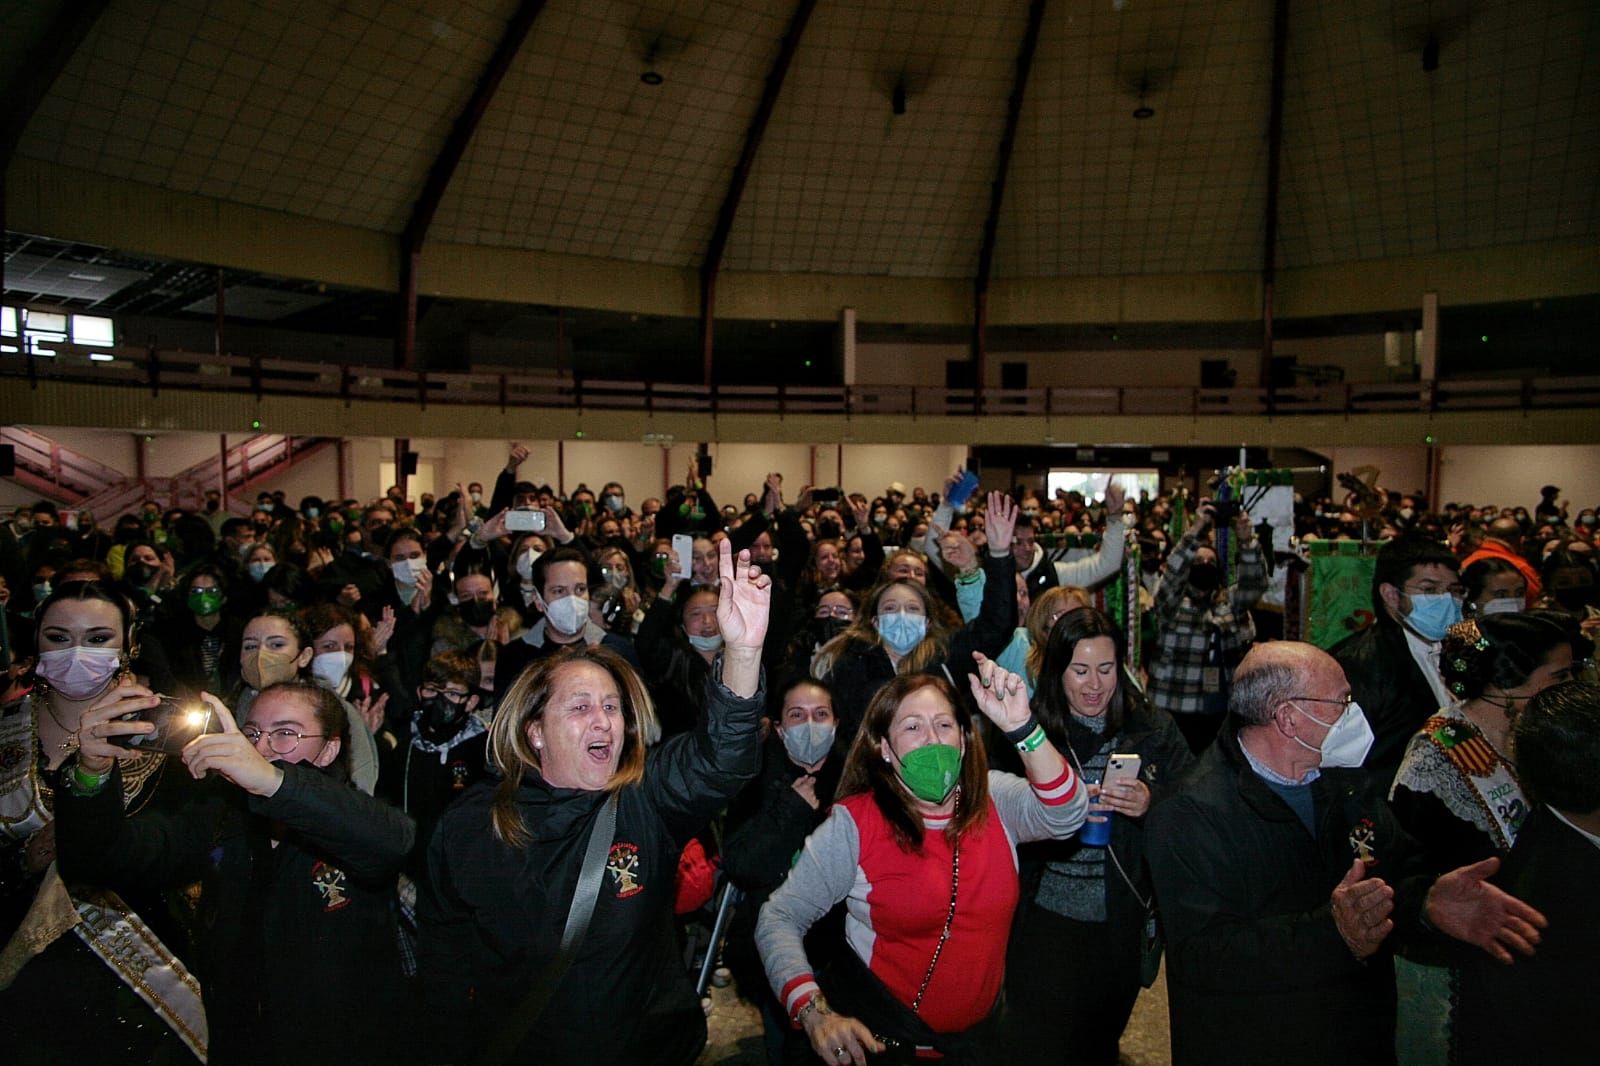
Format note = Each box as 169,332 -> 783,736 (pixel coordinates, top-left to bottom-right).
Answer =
1079,780 -> 1112,846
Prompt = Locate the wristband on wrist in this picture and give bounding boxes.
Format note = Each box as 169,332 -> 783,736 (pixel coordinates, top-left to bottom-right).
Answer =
1015,725 -> 1048,753
69,762 -> 112,796
1002,715 -> 1041,744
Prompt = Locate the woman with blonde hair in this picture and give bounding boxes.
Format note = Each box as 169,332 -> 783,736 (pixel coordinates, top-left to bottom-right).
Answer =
418,539 -> 770,1065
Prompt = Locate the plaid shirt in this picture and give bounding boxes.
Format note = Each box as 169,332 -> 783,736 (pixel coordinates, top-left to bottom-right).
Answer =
1148,531 -> 1266,715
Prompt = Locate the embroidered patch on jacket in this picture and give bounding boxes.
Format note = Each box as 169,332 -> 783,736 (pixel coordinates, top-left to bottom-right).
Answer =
1348,817 -> 1379,868
311,861 -> 351,911
607,842 -> 643,898
450,760 -> 470,791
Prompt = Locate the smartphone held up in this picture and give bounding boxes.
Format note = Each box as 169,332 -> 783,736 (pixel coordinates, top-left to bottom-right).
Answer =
109,696 -> 223,756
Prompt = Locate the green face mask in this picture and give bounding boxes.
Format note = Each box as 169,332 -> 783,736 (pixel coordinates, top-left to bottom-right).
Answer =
896,743 -> 963,804
187,588 -> 224,616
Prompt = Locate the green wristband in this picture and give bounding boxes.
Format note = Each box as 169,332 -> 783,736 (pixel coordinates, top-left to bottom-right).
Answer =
1016,725 -> 1048,753
70,763 -> 112,796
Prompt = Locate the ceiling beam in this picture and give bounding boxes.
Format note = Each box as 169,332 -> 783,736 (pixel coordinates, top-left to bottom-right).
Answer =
972,0 -> 1048,400
397,0 -> 548,369
699,0 -> 819,387
1259,0 -> 1290,393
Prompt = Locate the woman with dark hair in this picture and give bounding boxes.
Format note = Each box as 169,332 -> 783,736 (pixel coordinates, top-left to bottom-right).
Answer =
722,676 -> 847,1063
636,579 -> 723,736
998,608 -> 1192,1065
1392,610 -> 1588,870
299,602 -> 397,794
417,539 -> 769,1065
0,580 -> 201,1062
259,559 -> 314,612
56,679 -> 413,1065
1536,548 -> 1598,630
162,562 -> 246,698
1388,610 -> 1588,1066
814,492 -> 1019,743
757,660 -> 1087,1065
1462,556 -> 1526,618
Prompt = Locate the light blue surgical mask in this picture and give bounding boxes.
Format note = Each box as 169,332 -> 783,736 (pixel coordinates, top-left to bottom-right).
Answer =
246,560 -> 273,583
876,612 -> 927,655
1403,592 -> 1462,642
687,632 -> 724,653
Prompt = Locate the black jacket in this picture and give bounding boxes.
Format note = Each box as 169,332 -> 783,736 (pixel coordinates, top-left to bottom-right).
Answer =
1146,720 -> 1434,1066
1331,619 -> 1440,790
994,691 -> 1192,988
1456,805 -> 1596,1066
418,667 -> 764,1065
56,760 -> 415,1066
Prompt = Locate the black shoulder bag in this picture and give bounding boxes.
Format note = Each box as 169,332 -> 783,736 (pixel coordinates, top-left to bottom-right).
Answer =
479,791 -> 619,1066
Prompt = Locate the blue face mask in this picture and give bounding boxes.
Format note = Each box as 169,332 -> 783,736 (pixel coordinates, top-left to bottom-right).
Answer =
876,612 -> 927,655
1403,592 -> 1462,641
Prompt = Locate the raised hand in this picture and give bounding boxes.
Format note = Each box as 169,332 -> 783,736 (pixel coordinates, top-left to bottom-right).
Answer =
1425,856 -> 1547,964
716,538 -> 771,654
1330,858 -> 1395,959
938,531 -> 977,573
505,444 -> 529,472
372,606 -> 396,657
849,497 -> 870,532
180,695 -> 285,797
984,491 -> 1018,557
967,652 -> 1031,732
1104,479 -> 1126,518
540,506 -> 573,544
354,691 -> 389,735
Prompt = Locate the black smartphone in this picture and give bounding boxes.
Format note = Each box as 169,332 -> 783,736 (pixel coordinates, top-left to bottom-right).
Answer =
110,696 -> 222,755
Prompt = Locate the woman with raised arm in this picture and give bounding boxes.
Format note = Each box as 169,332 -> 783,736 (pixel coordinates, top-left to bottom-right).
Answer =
418,538 -> 771,1065
757,655 -> 1087,1065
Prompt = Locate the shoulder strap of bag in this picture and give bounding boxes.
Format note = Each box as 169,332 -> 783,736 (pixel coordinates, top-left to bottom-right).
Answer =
479,791 -> 619,1066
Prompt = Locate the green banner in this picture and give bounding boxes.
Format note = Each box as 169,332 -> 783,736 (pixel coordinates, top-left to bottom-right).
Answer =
1307,546 -> 1379,649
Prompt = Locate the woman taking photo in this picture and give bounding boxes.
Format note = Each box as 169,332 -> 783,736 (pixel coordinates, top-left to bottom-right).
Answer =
56,679 -> 414,1066
0,580 -> 201,1062
418,539 -> 770,1065
757,657 -> 1088,1065
998,608 -> 1192,1064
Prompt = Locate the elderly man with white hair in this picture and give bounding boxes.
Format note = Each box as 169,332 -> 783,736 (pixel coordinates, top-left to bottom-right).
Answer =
1148,640 -> 1548,1066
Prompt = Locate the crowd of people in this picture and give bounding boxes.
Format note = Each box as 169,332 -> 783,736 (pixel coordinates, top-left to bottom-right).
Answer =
0,444 -> 1595,1065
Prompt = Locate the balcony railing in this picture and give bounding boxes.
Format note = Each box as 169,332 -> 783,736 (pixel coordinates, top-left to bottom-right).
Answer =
4,341 -> 1598,419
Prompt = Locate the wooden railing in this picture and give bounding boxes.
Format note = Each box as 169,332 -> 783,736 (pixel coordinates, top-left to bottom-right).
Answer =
5,341 -> 1598,419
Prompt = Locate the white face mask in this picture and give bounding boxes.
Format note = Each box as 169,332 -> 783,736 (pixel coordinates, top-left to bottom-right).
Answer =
1289,699 -> 1374,769
391,557 -> 427,586
542,594 -> 588,636
37,646 -> 124,700
515,549 -> 541,583
311,650 -> 354,689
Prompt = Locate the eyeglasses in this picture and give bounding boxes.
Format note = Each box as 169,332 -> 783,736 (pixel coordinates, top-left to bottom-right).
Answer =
420,686 -> 471,706
243,726 -> 326,755
1287,694 -> 1355,719
1402,583 -> 1466,599
815,605 -> 854,620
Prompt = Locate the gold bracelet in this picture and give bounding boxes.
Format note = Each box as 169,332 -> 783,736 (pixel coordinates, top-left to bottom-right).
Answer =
793,992 -> 833,1026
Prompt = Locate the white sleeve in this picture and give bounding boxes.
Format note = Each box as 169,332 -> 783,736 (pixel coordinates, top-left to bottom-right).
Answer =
1052,518 -> 1128,589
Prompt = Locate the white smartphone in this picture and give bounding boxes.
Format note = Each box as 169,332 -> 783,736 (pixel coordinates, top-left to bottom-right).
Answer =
1102,752 -> 1142,790
506,508 -> 546,533
671,533 -> 693,579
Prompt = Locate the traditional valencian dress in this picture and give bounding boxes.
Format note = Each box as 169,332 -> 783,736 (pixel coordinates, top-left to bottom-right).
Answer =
1389,702 -> 1527,1066
0,691 -> 208,1063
